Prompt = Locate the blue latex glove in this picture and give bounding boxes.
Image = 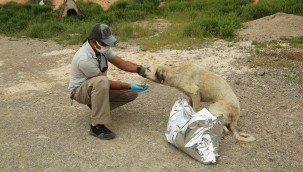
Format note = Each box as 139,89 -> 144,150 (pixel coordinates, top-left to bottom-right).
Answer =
130,83 -> 149,92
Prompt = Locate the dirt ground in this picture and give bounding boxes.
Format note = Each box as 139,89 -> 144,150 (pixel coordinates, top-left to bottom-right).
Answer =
1,13 -> 303,171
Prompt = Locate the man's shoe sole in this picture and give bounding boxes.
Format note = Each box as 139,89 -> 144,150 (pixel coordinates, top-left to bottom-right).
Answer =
89,130 -> 116,140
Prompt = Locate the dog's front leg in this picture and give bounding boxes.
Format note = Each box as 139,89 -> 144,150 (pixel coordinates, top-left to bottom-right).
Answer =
178,84 -> 200,111
190,93 -> 201,112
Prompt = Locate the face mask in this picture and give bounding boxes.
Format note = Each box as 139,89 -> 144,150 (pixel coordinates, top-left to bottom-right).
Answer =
95,41 -> 110,53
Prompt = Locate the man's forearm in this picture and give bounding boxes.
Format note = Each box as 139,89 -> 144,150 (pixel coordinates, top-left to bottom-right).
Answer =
109,80 -> 131,90
120,60 -> 138,73
109,55 -> 140,73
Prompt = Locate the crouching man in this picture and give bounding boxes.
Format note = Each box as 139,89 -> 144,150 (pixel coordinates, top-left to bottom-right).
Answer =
68,23 -> 149,140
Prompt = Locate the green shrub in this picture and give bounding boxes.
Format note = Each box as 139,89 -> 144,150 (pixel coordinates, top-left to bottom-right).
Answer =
27,24 -> 46,38
112,22 -> 153,41
0,0 -> 302,47
109,0 -> 159,21
182,12 -> 239,39
3,18 -> 28,34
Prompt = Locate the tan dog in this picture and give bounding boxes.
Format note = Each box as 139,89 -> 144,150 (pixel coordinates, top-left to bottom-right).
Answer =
138,63 -> 255,142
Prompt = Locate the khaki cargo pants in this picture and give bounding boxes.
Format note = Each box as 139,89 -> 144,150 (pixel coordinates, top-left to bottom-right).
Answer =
72,76 -> 138,125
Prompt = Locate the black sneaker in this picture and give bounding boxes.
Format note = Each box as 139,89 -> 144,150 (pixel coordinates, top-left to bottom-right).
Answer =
89,124 -> 116,140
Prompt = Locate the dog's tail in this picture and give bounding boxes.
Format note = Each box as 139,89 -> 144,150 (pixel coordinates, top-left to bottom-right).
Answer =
230,122 -> 256,142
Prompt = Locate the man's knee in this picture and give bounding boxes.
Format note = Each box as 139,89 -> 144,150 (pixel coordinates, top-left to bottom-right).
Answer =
110,89 -> 138,102
127,90 -> 138,101
91,76 -> 109,89
120,90 -> 138,102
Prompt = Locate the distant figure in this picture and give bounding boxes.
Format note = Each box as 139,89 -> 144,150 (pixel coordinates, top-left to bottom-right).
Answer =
39,0 -> 44,5
252,0 -> 259,4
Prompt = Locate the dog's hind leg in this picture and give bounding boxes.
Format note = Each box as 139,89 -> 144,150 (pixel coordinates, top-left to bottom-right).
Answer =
208,102 -> 230,133
209,103 -> 256,142
208,102 -> 231,124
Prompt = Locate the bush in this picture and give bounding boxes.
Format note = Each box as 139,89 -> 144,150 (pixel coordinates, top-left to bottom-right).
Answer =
0,0 -> 302,47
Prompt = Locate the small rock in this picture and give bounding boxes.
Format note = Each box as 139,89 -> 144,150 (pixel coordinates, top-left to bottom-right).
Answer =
268,156 -> 275,161
287,122 -> 294,126
257,70 -> 266,76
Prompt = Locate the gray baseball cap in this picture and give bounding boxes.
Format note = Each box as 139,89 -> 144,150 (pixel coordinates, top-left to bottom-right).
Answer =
89,23 -> 118,46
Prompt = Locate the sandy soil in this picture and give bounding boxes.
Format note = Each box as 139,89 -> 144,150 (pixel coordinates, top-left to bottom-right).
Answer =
238,12 -> 303,41
0,13 -> 303,171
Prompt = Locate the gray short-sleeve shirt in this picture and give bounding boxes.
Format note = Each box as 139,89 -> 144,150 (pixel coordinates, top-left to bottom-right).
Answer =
68,41 -> 116,93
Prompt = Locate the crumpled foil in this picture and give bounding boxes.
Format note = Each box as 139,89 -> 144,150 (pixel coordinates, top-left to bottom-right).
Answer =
165,99 -> 223,164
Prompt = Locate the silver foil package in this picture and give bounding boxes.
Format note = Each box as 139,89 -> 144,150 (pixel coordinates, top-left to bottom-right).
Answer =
165,99 -> 223,164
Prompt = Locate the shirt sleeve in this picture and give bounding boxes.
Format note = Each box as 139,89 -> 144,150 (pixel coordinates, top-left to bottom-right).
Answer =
78,59 -> 100,77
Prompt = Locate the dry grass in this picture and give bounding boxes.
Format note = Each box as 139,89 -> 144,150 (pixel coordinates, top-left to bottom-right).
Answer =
248,41 -> 303,85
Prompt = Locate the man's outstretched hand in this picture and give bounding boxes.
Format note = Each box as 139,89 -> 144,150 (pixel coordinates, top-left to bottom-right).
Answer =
130,83 -> 149,92
137,64 -> 150,78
